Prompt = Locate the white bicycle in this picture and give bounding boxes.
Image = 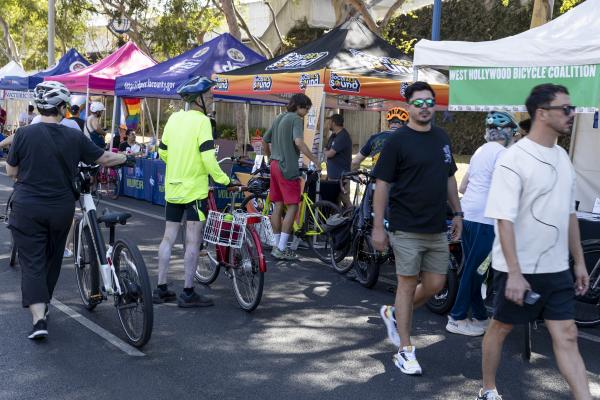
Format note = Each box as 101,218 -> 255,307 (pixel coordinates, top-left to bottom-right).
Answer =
73,163 -> 153,348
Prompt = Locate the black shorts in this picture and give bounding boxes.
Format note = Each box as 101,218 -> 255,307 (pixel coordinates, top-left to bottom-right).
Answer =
492,270 -> 575,324
165,199 -> 208,222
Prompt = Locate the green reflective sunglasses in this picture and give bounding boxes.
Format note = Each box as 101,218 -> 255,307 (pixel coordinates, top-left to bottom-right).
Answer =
409,98 -> 436,108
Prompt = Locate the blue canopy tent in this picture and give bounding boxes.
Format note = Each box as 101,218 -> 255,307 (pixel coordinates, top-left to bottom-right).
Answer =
0,48 -> 90,91
115,33 -> 266,99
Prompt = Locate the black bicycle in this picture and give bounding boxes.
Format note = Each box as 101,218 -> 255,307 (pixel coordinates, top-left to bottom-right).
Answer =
2,190 -> 17,267
572,239 -> 600,327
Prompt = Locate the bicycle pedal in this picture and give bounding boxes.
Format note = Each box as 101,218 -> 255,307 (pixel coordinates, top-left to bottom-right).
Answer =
90,294 -> 103,304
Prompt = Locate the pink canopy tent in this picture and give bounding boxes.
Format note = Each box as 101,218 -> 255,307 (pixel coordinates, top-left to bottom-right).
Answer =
44,41 -> 156,94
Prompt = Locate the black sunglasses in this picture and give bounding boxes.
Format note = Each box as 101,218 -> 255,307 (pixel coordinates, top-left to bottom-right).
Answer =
409,98 -> 436,108
540,105 -> 576,116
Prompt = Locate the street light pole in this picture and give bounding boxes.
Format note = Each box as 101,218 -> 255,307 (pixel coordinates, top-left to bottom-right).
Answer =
431,0 -> 442,41
48,0 -> 55,66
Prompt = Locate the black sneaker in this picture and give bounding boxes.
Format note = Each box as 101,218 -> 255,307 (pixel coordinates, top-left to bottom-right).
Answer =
152,286 -> 177,304
177,291 -> 214,308
28,319 -> 48,340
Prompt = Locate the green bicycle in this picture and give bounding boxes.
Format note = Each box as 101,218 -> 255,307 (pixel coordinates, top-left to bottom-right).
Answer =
241,168 -> 341,262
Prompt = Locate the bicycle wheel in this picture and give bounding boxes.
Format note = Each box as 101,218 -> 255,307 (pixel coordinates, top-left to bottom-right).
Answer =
230,227 -> 264,312
328,233 -> 353,274
74,224 -> 98,310
426,253 -> 460,315
195,241 -> 221,285
306,200 -> 341,263
108,168 -> 121,200
112,238 -> 153,348
523,322 -> 532,362
353,232 -> 380,288
573,240 -> 600,327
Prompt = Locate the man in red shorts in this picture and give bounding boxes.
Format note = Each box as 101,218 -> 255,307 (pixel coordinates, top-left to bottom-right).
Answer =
263,93 -> 321,260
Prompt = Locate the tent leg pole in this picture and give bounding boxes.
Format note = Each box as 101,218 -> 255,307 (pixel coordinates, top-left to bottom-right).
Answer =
156,98 -> 161,139
111,95 -> 117,145
316,92 -> 326,203
85,87 -> 90,121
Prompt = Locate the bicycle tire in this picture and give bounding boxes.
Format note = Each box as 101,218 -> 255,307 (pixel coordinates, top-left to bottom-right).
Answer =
328,233 -> 353,274
112,238 -> 153,348
353,232 -> 380,288
108,168 -> 121,200
523,322 -> 532,362
230,227 -> 264,312
74,224 -> 98,310
573,239 -> 600,327
195,241 -> 221,285
306,200 -> 341,263
426,253 -> 460,315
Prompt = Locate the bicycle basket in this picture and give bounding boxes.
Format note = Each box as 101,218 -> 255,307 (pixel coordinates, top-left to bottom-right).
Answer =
325,212 -> 353,251
203,210 -> 263,248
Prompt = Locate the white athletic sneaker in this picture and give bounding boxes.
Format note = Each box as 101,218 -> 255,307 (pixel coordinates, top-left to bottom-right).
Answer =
379,305 -> 400,347
446,316 -> 485,336
475,388 -> 502,400
393,346 -> 422,375
471,318 -> 490,332
63,248 -> 73,258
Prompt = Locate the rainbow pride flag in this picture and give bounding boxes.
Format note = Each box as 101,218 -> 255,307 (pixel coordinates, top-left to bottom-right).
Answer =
122,98 -> 141,130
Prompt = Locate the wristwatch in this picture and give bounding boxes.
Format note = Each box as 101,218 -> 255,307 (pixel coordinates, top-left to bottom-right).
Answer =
453,212 -> 464,218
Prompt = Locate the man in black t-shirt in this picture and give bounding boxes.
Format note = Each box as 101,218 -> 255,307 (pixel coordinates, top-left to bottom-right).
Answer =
372,81 -> 463,376
324,114 -> 352,208
7,81 -> 129,341
69,105 -> 85,131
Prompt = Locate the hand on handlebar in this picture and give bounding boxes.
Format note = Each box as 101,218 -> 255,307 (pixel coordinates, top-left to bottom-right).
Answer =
123,155 -> 136,168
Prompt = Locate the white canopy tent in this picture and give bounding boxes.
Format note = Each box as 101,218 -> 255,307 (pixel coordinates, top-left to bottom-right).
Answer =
413,0 -> 600,212
0,61 -> 35,132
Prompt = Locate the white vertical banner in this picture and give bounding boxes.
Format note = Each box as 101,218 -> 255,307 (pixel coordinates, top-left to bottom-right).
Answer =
302,84 -> 324,166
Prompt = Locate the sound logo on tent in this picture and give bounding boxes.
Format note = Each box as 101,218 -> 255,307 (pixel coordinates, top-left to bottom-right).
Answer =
193,47 -> 210,58
329,73 -> 360,93
299,73 -> 320,89
266,52 -> 328,71
70,61 -> 87,71
227,48 -> 246,62
252,76 -> 272,91
214,77 -> 229,91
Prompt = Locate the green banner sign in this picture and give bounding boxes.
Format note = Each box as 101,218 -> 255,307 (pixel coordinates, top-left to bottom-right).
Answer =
449,65 -> 600,112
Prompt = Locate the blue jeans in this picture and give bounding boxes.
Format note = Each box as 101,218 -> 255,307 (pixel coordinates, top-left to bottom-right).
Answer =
449,220 -> 494,321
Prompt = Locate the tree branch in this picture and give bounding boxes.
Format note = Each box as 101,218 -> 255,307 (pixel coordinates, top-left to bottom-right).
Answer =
380,0 -> 407,29
0,14 -> 20,63
265,1 -> 284,49
232,1 -> 273,58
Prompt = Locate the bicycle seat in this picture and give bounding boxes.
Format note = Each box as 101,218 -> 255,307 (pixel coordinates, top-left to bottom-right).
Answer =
97,212 -> 132,226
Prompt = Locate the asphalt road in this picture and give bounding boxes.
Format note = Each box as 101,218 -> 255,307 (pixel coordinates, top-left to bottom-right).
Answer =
0,167 -> 599,400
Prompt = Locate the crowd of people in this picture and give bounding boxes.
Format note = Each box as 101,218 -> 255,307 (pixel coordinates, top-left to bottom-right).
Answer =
3,76 -> 594,400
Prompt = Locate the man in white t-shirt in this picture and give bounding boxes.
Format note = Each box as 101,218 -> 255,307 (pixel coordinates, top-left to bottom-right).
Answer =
18,105 -> 36,127
31,114 -> 81,131
446,112 -> 517,337
476,84 -> 591,400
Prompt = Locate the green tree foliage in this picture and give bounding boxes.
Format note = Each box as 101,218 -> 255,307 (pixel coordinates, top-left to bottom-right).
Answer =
383,0 -> 586,153
280,19 -> 325,55
151,0 -> 222,60
0,0 -> 88,70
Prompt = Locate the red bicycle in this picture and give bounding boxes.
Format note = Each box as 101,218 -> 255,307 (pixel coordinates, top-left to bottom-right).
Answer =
194,157 -> 267,312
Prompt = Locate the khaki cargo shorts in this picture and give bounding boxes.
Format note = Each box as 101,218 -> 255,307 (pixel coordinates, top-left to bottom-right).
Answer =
388,230 -> 449,276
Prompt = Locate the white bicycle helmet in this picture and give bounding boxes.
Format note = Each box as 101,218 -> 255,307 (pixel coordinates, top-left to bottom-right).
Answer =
33,81 -> 71,110
89,101 -> 105,113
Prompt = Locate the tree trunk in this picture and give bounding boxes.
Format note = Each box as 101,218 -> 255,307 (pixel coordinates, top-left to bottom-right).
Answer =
220,0 -> 248,155
344,0 -> 379,33
530,0 -> 554,28
0,14 -> 20,64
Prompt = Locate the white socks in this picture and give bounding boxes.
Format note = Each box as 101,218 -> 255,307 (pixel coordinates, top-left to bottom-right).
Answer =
273,233 -> 281,247
278,232 -> 290,251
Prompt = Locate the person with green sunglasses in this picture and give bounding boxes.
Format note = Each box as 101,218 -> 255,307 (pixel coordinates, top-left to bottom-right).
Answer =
372,81 -> 462,376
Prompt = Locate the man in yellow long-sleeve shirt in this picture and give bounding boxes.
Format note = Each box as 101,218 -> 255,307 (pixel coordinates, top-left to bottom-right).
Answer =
155,77 -> 231,308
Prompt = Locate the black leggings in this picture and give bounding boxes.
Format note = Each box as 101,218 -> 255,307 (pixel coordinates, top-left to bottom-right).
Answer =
9,202 -> 74,307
